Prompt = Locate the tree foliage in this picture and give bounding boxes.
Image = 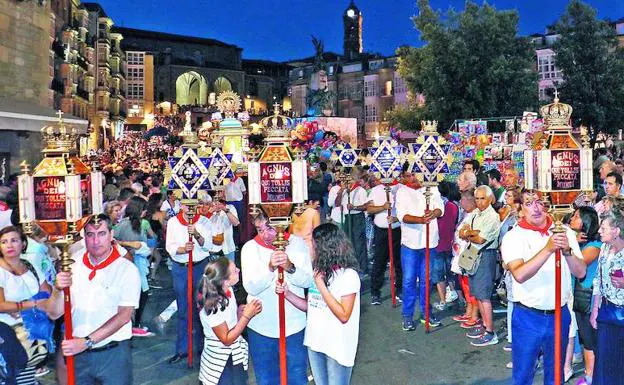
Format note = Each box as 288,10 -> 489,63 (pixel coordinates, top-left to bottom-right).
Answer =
553,0 -> 624,134
394,0 -> 538,131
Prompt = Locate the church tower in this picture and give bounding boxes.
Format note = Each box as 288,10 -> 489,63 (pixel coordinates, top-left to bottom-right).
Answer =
343,0 -> 363,61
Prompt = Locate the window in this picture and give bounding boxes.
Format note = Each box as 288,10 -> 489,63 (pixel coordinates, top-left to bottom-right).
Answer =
126,52 -> 144,65
127,68 -> 143,81
127,83 -> 144,100
383,81 -> 392,96
365,105 -> 378,122
364,80 -> 377,97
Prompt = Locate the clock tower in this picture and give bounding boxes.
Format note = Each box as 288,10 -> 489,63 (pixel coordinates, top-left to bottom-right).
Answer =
343,0 -> 363,61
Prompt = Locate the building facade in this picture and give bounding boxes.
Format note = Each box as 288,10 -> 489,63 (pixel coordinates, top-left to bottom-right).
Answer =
125,51 -> 155,130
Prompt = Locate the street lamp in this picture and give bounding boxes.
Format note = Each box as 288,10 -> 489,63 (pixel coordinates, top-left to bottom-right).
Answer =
367,121 -> 406,307
247,103 -> 307,385
523,92 -> 592,384
408,120 -> 450,333
18,111 -> 103,385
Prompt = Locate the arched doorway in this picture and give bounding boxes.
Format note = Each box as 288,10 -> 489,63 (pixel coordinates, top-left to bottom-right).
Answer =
176,71 -> 208,105
214,76 -> 232,96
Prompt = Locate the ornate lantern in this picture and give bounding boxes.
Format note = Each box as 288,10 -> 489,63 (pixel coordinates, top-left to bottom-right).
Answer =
331,142 -> 360,236
247,104 -> 307,385
523,92 -> 592,384
17,111 -> 103,385
368,121 -> 406,307
163,111 -> 212,368
210,91 -> 250,169
407,120 -> 450,332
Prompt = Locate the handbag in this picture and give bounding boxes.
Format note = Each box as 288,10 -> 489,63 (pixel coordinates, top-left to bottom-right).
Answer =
458,217 -> 494,276
573,281 -> 593,314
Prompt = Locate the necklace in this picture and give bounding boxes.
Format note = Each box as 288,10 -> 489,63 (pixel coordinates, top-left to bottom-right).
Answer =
0,258 -> 25,276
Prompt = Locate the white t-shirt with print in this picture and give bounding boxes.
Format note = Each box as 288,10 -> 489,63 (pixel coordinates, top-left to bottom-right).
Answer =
304,268 -> 360,367
0,263 -> 44,326
200,289 -> 239,344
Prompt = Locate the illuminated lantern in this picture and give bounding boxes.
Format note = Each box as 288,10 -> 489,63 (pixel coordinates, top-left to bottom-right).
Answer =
210,91 -> 250,169
247,103 -> 306,385
17,111 -> 103,385
523,91 -> 592,385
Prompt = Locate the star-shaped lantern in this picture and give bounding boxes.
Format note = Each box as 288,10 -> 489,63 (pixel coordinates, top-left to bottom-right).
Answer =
408,120 -> 450,183
368,125 -> 406,183
332,143 -> 359,169
205,148 -> 234,191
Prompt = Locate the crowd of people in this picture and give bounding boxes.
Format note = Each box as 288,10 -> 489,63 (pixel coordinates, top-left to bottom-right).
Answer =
0,130 -> 623,385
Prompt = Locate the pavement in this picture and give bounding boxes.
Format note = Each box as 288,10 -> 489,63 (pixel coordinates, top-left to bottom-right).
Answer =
38,261 -> 585,385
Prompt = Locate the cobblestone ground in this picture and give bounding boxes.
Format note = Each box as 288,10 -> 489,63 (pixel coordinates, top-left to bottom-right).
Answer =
39,263 -> 584,385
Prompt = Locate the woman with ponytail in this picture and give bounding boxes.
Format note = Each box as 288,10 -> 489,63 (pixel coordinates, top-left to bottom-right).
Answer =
198,257 -> 262,385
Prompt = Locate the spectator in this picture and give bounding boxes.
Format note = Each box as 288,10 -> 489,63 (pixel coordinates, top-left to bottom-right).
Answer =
590,205 -> 624,385
458,186 -> 501,347
595,172 -> 623,216
457,171 -> 477,195
434,181 -> 460,309
224,172 -> 246,246
486,169 -> 506,207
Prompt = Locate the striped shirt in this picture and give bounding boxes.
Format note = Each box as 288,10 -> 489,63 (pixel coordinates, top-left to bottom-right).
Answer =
199,290 -> 249,385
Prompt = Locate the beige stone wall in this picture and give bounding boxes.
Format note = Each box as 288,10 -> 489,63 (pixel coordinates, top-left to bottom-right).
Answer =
0,0 -> 51,107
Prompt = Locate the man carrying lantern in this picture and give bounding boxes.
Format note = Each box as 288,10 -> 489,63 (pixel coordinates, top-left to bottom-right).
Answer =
53,214 -> 141,385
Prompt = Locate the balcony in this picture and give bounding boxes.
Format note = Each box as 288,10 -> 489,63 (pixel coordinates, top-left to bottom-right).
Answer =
51,78 -> 64,93
77,55 -> 89,71
52,40 -> 65,58
76,87 -> 90,101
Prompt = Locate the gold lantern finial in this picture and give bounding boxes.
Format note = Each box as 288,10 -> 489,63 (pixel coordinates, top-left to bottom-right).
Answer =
260,104 -> 292,139
540,90 -> 573,130
421,120 -> 439,134
40,110 -> 80,153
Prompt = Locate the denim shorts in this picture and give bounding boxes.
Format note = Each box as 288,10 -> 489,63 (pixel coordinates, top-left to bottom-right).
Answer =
431,250 -> 452,284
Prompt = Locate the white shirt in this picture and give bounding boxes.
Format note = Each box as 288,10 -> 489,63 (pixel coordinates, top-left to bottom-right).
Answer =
396,185 -> 445,249
199,289 -> 249,385
464,205 -> 501,250
327,184 -> 344,224
160,199 -> 181,217
70,246 -> 141,347
500,224 -> 583,310
0,263 -> 44,326
304,268 -> 360,367
208,204 -> 238,255
367,184 -> 401,229
343,185 -> 369,215
165,215 -> 214,263
225,177 -> 246,202
241,235 -> 312,338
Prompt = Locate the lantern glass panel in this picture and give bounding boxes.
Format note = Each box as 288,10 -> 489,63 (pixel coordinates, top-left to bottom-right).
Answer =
260,162 -> 292,203
34,176 -> 66,220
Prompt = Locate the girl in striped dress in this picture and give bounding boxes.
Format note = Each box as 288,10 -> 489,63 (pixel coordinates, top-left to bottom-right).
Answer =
197,257 -> 262,385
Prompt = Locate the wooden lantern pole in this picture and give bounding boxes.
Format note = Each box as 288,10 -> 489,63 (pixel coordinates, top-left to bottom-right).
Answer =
424,185 -> 432,333
60,241 -> 75,385
186,203 -> 199,368
384,183 -> 397,307
273,226 -> 289,385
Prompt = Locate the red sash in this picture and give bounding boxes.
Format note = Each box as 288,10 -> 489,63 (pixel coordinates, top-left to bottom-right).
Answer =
254,232 -> 291,250
83,246 -> 122,280
350,182 -> 361,192
176,211 -> 200,226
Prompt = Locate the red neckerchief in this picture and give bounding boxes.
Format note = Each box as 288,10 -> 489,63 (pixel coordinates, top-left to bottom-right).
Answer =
254,233 -> 291,250
403,181 -> 421,191
231,174 -> 239,182
350,182 -> 361,192
225,288 -> 232,298
390,180 -> 399,186
176,211 -> 200,226
518,216 -> 553,237
83,246 -> 122,280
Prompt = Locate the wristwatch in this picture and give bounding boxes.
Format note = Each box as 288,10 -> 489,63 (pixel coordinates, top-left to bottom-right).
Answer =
84,336 -> 95,350
286,265 -> 297,274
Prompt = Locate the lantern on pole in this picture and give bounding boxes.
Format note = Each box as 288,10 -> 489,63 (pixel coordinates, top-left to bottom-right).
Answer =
18,111 -> 103,385
368,121 -> 406,307
523,92 -> 592,384
408,120 -> 450,333
247,104 -> 307,385
331,143 -> 360,238
163,111 -> 212,368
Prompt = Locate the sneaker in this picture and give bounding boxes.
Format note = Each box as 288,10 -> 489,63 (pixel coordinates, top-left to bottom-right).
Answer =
446,289 -> 459,303
466,326 -> 485,339
419,316 -> 441,327
370,295 -> 381,306
452,314 -> 470,322
503,343 -> 512,352
433,301 -> 446,311
34,367 -> 50,377
471,331 -> 499,346
402,318 -> 416,331
576,376 -> 591,385
394,295 -> 403,304
506,361 -> 513,369
460,319 -> 482,329
132,327 -> 155,337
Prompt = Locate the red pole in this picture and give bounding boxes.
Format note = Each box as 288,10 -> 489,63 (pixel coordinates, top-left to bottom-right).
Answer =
277,266 -> 288,385
425,187 -> 431,333
554,249 -> 562,385
385,184 -> 396,307
187,232 -> 193,368
63,288 -> 75,385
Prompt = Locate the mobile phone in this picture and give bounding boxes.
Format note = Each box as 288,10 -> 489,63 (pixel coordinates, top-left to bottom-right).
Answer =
611,269 -> 624,278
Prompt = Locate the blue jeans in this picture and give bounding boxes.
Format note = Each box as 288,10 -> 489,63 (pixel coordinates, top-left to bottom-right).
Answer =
401,245 -> 436,319
247,329 -> 308,385
512,304 -> 570,385
227,200 -> 244,246
171,258 -> 209,355
308,348 -> 353,385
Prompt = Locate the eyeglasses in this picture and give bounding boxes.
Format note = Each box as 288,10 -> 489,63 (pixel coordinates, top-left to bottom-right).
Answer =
255,225 -> 276,235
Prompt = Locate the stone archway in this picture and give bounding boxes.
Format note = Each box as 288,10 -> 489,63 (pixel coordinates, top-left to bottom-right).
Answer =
176,71 -> 208,105
214,76 -> 232,96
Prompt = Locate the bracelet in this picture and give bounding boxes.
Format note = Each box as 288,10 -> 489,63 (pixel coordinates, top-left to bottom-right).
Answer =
16,301 -> 22,312
241,315 -> 250,321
